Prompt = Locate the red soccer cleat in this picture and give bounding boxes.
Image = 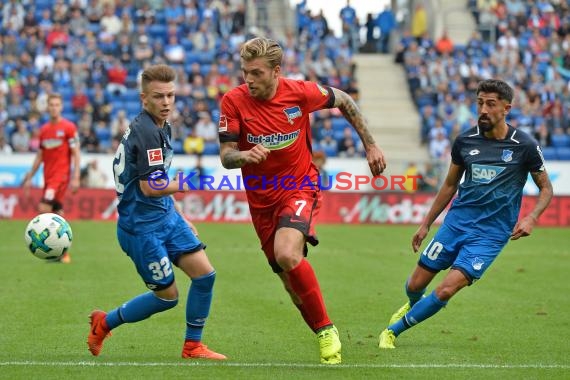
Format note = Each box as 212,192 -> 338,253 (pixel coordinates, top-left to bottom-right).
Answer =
181,341 -> 227,360
87,310 -> 111,356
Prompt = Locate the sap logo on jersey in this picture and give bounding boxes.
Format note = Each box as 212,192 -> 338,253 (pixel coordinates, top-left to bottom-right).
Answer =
471,164 -> 505,184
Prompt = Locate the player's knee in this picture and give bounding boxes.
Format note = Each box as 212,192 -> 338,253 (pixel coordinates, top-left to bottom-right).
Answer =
154,294 -> 179,310
406,277 -> 426,293
275,254 -> 301,271
434,284 -> 460,301
154,281 -> 179,301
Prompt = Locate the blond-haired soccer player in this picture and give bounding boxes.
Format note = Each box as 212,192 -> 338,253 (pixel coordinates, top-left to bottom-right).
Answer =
218,37 -> 386,364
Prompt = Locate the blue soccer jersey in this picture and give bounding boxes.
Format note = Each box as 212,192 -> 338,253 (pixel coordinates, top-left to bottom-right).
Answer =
112,111 -> 175,233
445,125 -> 546,239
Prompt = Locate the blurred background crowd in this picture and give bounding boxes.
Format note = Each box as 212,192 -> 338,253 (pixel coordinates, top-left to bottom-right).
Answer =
402,0 -> 570,162
1,0 -> 570,166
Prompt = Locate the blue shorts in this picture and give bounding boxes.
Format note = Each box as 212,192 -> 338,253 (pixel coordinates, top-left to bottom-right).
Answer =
418,223 -> 508,282
117,212 -> 205,290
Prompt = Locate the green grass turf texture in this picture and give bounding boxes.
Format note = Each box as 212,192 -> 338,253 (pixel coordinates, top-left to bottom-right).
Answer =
0,220 -> 568,379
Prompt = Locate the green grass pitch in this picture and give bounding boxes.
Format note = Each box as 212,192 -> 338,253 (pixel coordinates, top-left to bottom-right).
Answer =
1,219 -> 569,379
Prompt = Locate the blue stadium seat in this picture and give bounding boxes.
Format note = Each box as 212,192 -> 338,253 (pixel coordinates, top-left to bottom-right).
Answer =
59,87 -> 73,101
4,122 -> 15,137
330,117 -> 349,132
126,74 -> 138,87
181,38 -> 194,51
148,24 -> 168,42
333,130 -> 344,141
203,142 -> 220,155
416,94 -> 435,108
321,144 -> 338,157
62,112 -> 78,124
99,138 -> 112,151
34,0 -> 52,10
171,139 -> 184,154
125,101 -> 140,114
507,108 -> 521,121
63,102 -> 74,114
88,23 -> 101,35
198,51 -> 215,64
551,134 -> 570,148
555,147 -> 570,160
95,127 -> 112,143
541,147 -> 558,160
154,10 -> 166,24
123,89 -> 140,102
200,64 -> 211,76
184,52 -> 201,66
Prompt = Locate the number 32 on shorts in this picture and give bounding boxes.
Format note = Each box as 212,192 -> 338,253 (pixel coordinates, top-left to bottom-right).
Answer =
422,239 -> 444,260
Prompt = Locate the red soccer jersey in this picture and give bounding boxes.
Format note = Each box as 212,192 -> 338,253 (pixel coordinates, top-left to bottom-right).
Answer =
219,78 -> 334,210
39,118 -> 78,184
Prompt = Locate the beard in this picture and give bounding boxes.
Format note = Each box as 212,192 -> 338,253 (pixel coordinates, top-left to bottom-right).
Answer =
478,117 -> 493,132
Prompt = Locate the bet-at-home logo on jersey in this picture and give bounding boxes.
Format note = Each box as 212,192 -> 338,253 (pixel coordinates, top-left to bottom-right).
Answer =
247,130 -> 301,150
471,164 -> 506,184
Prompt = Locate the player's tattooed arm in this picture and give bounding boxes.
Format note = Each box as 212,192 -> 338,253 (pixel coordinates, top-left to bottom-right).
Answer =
220,141 -> 270,169
220,142 -> 246,169
511,170 -> 553,240
331,87 -> 376,148
529,170 -> 553,220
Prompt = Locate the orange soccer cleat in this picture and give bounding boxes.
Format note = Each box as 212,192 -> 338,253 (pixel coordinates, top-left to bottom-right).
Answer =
60,252 -> 71,264
181,341 -> 227,360
87,310 -> 111,356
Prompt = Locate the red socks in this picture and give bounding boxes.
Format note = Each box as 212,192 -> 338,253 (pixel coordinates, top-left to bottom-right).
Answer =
287,259 -> 331,332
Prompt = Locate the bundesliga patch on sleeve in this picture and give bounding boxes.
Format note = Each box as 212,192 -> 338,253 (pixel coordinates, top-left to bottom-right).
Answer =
316,83 -> 328,96
218,114 -> 228,132
147,148 -> 164,166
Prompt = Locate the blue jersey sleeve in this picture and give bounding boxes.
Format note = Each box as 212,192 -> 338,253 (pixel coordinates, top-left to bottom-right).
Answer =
526,143 -> 547,173
451,137 -> 464,166
134,123 -> 167,181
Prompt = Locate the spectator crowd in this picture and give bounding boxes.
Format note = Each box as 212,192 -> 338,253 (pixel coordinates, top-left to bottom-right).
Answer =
0,0 -> 366,159
397,0 -> 570,162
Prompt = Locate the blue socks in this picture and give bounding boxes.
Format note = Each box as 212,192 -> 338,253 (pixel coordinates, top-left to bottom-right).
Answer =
106,292 -> 178,330
103,271 -> 216,341
389,290 -> 447,336
185,271 -> 216,341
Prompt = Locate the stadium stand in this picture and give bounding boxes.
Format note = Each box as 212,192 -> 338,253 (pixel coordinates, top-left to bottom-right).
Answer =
0,0 -> 362,159
395,0 -> 570,161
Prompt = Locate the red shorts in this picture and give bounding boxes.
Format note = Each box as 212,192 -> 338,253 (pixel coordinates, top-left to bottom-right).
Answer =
42,181 -> 68,211
251,189 -> 322,272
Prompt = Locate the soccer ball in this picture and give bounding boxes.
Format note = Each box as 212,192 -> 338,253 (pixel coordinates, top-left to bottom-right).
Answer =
24,213 -> 73,260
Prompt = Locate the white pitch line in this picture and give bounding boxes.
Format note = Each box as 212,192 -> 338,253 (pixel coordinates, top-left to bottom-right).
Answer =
0,361 -> 569,369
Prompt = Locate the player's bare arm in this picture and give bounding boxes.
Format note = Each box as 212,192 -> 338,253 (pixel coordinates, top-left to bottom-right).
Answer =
511,170 -> 553,240
412,163 -> 465,252
220,141 -> 270,169
331,87 -> 386,175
